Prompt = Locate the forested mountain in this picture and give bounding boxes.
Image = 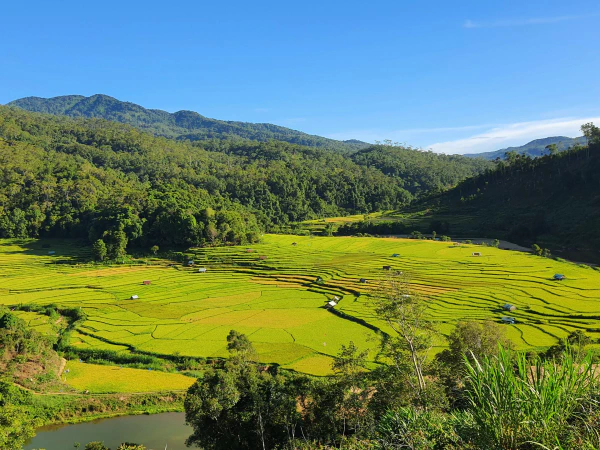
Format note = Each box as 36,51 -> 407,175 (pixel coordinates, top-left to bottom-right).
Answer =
0,106 -> 408,249
8,94 -> 369,153
417,127 -> 600,261
466,136 -> 586,160
351,145 -> 491,196
0,106 -> 496,252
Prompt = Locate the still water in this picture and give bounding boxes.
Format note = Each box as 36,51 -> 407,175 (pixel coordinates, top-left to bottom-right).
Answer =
24,412 -> 196,450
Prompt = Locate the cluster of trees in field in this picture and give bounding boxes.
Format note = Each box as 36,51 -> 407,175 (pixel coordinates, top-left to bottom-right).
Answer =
0,106 -> 491,252
179,274 -> 600,449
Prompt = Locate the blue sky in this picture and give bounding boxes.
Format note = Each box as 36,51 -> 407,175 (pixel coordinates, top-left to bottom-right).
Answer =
1,0 -> 599,153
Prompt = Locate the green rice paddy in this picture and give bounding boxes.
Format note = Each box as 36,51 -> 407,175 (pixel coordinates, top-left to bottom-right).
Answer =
1,236 -> 599,376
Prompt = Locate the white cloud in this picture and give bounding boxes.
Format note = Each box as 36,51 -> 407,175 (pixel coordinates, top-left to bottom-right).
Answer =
463,14 -> 595,28
326,124 -> 491,144
429,117 -> 600,154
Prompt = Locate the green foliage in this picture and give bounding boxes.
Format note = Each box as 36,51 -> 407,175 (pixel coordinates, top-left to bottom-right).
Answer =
377,407 -> 471,450
350,143 -> 492,197
0,382 -> 37,450
91,239 -> 107,261
84,442 -> 109,450
463,348 -> 600,449
413,133 -> 600,259
185,331 -> 300,449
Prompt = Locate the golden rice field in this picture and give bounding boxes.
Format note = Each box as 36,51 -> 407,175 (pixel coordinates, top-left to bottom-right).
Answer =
63,361 -> 196,393
1,235 -> 599,376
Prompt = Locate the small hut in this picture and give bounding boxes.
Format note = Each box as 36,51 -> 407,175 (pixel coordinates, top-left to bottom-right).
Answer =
554,274 -> 566,281
259,255 -> 268,260
130,295 -> 139,300
383,265 -> 391,271
143,280 -> 151,285
187,260 -> 195,266
198,268 -> 207,273
292,242 -> 297,246
503,304 -> 517,311
392,253 -> 400,257
472,252 -> 482,257
333,296 -> 340,302
360,278 -> 367,283
327,300 -> 337,308
501,316 -> 516,324
246,248 -> 253,253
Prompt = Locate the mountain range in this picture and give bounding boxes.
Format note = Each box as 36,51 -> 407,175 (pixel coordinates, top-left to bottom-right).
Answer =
466,136 -> 587,160
8,95 -> 585,159
7,94 -> 369,153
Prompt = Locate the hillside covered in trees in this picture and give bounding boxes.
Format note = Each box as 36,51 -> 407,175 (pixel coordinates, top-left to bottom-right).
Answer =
8,94 -> 370,153
415,124 -> 600,261
0,106 -> 490,251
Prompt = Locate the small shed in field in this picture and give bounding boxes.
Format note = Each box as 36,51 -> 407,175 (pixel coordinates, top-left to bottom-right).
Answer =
503,304 -> 516,311
327,300 -> 337,308
472,252 -> 482,257
360,278 -> 367,283
501,316 -> 516,324
554,274 -> 566,280
292,242 -> 297,246
130,295 -> 139,300
392,253 -> 400,257
246,248 -> 253,253
383,265 -> 391,271
259,255 -> 268,260
198,268 -> 207,273
143,280 -> 151,285
187,260 -> 195,266
333,296 -> 340,302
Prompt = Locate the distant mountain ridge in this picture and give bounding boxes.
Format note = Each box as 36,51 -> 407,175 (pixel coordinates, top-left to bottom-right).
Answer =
7,94 -> 369,153
466,136 -> 586,160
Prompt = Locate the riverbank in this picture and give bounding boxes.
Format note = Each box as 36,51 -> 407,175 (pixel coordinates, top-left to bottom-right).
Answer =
32,390 -> 186,426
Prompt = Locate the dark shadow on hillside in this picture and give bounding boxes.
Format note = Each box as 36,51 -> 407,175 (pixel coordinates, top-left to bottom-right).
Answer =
0,238 -> 89,263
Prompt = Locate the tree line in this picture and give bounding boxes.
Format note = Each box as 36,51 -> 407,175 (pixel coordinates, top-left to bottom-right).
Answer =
0,106 -> 491,253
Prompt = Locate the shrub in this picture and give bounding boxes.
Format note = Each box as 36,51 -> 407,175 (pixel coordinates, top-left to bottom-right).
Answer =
463,348 -> 599,448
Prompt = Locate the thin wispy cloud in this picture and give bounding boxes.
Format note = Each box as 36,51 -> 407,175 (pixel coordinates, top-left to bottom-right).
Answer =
326,124 -> 492,143
429,117 -> 600,154
463,14 -> 594,29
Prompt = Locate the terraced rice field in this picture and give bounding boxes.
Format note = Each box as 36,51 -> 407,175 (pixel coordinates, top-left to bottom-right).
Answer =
63,361 -> 196,393
1,236 -> 599,375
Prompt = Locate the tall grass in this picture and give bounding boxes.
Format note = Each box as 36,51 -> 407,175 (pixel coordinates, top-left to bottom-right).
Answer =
464,347 -> 599,449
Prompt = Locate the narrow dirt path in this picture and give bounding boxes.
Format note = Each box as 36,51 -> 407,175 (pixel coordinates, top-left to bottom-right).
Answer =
57,357 -> 67,377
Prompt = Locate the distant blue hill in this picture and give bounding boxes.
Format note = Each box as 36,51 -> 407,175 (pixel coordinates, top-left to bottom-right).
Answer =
465,136 -> 587,160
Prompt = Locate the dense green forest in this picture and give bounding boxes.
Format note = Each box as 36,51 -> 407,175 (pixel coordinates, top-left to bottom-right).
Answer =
385,124 -> 600,261
8,94 -> 370,153
0,106 -> 490,251
351,145 -> 490,196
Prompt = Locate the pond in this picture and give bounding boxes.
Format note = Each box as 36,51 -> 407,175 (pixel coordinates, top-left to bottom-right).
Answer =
24,412 -> 196,450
